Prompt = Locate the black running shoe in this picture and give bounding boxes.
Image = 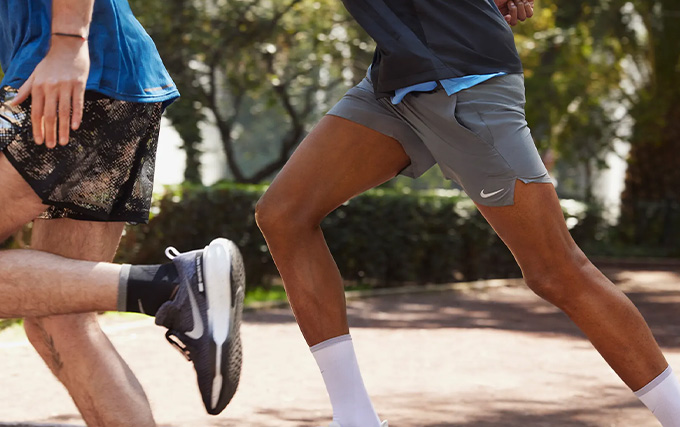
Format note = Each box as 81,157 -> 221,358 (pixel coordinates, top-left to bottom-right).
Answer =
155,238 -> 245,415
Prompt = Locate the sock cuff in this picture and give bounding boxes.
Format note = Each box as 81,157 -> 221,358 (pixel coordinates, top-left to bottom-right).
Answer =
635,365 -> 673,397
310,334 -> 352,353
117,264 -> 131,312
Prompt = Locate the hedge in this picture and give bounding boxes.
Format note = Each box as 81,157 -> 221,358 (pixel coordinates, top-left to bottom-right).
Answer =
116,182 -> 595,288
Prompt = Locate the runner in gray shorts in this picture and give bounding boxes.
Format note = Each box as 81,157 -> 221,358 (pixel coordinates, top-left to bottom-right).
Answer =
256,1 -> 680,426
328,72 -> 551,207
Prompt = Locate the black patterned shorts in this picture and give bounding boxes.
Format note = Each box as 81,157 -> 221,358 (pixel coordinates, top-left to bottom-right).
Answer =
0,87 -> 162,224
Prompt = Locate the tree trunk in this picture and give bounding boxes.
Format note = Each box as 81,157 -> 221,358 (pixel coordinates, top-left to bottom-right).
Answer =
619,101 -> 680,249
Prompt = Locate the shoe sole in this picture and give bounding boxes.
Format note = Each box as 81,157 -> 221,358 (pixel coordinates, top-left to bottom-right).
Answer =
203,238 -> 237,412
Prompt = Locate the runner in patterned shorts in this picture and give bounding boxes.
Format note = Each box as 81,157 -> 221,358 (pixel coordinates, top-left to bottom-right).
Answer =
255,1 -> 680,426
0,0 -> 244,424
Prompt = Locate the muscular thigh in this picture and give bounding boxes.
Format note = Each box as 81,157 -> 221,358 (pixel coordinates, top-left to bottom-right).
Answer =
263,115 -> 411,222
0,153 -> 48,242
30,218 -> 124,261
475,180 -> 581,275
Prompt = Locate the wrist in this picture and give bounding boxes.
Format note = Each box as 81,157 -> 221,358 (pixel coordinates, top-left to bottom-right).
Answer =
48,34 -> 89,55
52,32 -> 88,41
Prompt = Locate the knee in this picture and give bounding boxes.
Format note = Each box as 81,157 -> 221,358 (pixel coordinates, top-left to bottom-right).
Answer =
522,250 -> 591,308
254,193 -> 279,236
523,274 -> 569,307
255,191 -> 322,237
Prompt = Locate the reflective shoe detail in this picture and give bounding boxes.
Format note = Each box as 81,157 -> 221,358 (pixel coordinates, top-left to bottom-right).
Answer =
155,238 -> 245,415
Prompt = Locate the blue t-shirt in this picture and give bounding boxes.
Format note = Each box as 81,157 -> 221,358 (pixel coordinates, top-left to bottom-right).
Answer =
0,0 -> 179,106
391,72 -> 506,105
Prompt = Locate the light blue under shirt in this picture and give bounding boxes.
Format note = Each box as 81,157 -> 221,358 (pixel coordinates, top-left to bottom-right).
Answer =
391,72 -> 506,105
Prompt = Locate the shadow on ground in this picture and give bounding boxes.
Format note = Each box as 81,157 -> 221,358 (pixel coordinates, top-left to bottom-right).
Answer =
246,267 -> 680,348
148,391 -> 646,427
396,394 -> 644,427
0,423 -> 83,427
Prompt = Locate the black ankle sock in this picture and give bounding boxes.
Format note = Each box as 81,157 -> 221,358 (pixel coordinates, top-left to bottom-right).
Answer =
118,263 -> 180,316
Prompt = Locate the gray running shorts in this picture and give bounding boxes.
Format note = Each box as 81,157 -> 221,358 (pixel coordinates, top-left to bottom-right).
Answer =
327,72 -> 552,207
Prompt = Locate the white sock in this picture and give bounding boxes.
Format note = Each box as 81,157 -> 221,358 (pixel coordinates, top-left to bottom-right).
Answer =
635,365 -> 680,426
311,335 -> 381,427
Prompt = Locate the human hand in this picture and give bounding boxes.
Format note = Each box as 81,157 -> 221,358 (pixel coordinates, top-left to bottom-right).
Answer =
10,35 -> 90,148
495,0 -> 535,26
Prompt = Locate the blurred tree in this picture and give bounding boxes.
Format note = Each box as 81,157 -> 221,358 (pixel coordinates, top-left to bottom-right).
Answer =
515,0 -> 679,252
131,0 -> 679,252
512,0 -> 623,202
130,0 -> 373,183
601,0 -> 680,247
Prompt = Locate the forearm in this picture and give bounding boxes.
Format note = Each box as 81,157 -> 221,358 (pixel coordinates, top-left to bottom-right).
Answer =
11,0 -> 95,145
51,0 -> 95,37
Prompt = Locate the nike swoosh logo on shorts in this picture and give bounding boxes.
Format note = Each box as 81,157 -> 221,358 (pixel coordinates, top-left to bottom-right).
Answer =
185,286 -> 205,340
480,188 -> 505,199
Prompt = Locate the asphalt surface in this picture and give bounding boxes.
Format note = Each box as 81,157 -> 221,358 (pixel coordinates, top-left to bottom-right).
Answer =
1,266 -> 679,426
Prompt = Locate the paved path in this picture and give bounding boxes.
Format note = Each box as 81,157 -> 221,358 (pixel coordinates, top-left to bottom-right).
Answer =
0,266 -> 679,426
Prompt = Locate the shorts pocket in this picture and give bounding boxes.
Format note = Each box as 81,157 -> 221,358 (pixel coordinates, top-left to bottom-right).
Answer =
452,107 -> 495,147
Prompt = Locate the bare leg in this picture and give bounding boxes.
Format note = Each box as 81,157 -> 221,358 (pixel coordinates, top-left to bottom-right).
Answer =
256,120 -> 667,390
0,153 -> 120,318
0,154 -> 47,241
256,116 -> 411,345
476,181 -> 667,390
0,249 -> 120,317
24,219 -> 155,427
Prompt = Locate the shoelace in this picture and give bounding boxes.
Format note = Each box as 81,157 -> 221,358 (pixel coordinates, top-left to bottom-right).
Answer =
165,246 -> 181,260
163,246 -> 192,362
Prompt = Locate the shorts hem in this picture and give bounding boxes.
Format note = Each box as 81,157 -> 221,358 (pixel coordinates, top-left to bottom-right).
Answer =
472,175 -> 554,207
2,142 -> 150,225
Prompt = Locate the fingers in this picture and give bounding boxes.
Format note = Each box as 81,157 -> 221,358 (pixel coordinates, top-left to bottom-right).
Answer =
505,0 -> 534,26
26,81 -> 80,147
506,0 -> 518,25
58,88 -> 72,146
11,74 -> 34,106
30,85 -> 45,145
495,0 -> 510,15
71,83 -> 85,130
516,0 -> 527,21
14,39 -> 90,148
42,83 -> 58,149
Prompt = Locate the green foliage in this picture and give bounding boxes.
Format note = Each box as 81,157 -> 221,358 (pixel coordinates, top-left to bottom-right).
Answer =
0,318 -> 21,332
117,183 -> 598,288
605,0 -> 680,249
117,182 -> 273,283
0,239 -> 11,250
244,286 -> 289,305
513,1 -> 623,199
130,0 -> 373,182
521,0 -> 680,248
501,0 -> 680,247
124,1 -> 680,250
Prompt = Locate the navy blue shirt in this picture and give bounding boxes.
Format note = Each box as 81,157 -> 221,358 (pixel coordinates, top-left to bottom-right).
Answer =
0,0 -> 179,106
341,0 -> 523,97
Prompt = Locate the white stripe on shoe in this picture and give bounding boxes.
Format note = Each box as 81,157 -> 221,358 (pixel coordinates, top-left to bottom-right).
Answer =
203,238 -> 234,410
